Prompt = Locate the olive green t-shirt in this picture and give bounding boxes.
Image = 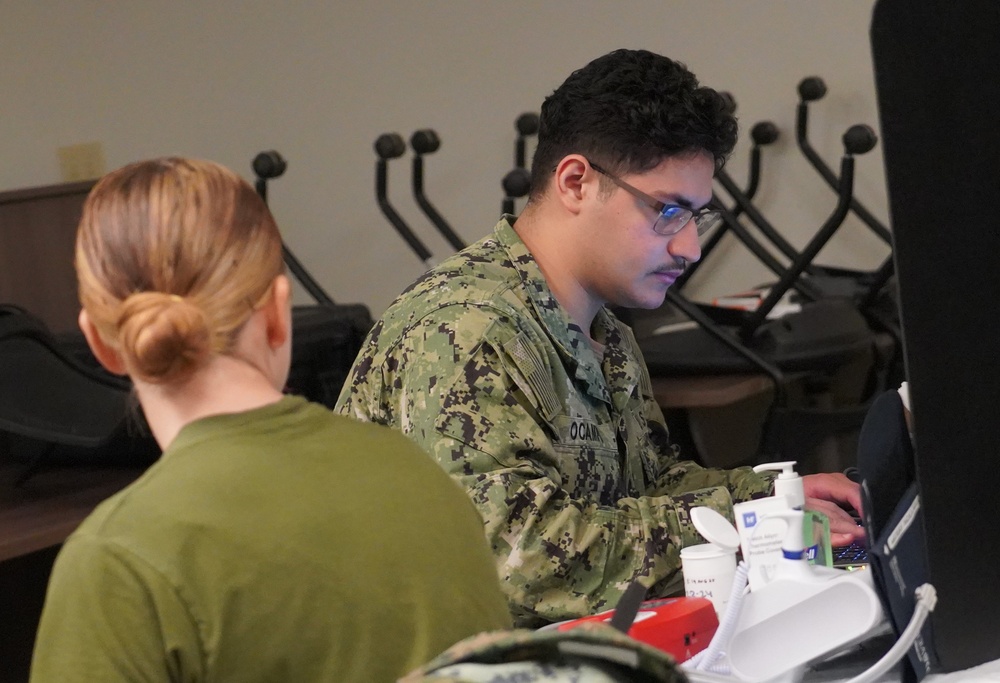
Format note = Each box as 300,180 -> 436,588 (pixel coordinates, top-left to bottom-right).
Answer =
30,396 -> 511,682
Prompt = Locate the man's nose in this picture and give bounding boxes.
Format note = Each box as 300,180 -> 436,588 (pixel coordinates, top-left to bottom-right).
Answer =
668,219 -> 701,265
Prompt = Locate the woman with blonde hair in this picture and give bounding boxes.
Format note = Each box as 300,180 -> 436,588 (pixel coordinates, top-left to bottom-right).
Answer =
30,157 -> 511,682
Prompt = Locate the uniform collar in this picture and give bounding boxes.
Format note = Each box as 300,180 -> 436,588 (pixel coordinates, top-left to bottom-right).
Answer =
494,216 -> 630,404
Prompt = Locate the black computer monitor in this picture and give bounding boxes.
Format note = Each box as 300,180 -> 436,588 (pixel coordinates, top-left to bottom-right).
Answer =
871,0 -> 1000,671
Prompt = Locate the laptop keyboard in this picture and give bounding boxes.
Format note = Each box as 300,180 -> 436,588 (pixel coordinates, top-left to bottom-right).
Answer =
832,540 -> 869,568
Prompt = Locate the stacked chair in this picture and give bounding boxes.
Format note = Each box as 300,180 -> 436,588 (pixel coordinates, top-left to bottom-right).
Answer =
252,151 -> 374,409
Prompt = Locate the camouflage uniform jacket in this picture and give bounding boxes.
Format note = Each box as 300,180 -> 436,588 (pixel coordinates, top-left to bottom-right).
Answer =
336,217 -> 774,627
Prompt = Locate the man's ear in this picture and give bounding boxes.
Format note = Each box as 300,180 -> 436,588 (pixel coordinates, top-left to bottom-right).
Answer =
551,155 -> 593,215
262,274 -> 292,350
78,310 -> 127,376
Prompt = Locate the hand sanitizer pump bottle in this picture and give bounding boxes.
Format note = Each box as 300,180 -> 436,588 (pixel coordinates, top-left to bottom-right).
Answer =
752,460 -> 833,567
753,461 -> 805,508
734,461 -> 829,590
768,509 -> 816,582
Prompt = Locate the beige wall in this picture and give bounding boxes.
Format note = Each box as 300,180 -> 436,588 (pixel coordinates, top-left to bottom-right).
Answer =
0,1 -> 889,316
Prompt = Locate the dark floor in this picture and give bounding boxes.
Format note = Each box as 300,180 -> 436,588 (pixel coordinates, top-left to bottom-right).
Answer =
0,545 -> 59,683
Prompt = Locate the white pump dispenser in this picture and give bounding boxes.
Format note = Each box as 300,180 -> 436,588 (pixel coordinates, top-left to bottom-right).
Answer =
752,460 -> 805,508
734,461 -> 808,590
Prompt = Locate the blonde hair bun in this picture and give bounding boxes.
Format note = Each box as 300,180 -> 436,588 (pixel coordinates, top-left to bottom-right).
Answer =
117,292 -> 211,384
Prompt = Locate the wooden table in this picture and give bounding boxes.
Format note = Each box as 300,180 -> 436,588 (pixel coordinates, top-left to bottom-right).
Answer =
0,457 -> 146,562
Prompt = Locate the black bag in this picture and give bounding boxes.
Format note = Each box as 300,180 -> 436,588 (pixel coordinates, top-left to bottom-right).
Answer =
287,303 -> 372,409
0,305 -> 160,470
857,389 -> 940,681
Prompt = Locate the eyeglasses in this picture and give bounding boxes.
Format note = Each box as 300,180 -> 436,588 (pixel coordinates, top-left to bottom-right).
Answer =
588,160 -> 722,237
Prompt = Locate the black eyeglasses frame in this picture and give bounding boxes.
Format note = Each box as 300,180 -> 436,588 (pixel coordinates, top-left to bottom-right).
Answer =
587,159 -> 720,237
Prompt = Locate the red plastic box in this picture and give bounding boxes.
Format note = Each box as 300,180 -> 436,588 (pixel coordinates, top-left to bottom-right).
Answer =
555,596 -> 719,662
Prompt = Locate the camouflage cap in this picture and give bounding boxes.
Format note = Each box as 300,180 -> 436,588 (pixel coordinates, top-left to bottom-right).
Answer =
398,622 -> 686,682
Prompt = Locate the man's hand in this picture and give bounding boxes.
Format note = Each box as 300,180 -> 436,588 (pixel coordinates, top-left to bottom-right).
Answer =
801,472 -> 865,547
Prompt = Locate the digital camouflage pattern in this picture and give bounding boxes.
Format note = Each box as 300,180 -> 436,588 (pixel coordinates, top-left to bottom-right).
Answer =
336,217 -> 774,627
397,622 -> 686,682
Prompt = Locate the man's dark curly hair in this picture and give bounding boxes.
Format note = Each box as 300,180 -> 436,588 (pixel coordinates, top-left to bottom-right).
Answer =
528,49 -> 738,200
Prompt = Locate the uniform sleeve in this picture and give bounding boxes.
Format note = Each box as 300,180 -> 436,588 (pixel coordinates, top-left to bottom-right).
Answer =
336,305 -> 771,627
30,535 -> 204,683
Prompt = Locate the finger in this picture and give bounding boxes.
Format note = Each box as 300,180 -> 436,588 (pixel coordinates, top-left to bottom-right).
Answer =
843,485 -> 864,518
830,531 -> 862,547
805,498 -> 865,546
824,510 -> 866,547
806,497 -> 856,530
804,473 -> 865,518
828,478 -> 863,515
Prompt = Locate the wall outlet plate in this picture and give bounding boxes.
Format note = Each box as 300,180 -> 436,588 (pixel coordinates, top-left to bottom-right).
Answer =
57,142 -> 106,182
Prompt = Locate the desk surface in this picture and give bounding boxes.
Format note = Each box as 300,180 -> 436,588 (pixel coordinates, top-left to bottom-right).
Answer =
650,373 -> 774,409
0,457 -> 146,562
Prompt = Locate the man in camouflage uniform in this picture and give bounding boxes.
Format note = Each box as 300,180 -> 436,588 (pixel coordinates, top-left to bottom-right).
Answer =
336,49 -> 864,627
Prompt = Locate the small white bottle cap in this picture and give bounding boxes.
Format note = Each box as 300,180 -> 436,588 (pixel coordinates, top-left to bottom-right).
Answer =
690,506 -> 741,552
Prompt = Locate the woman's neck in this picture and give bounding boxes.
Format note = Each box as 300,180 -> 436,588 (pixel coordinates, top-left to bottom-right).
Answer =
133,355 -> 286,450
